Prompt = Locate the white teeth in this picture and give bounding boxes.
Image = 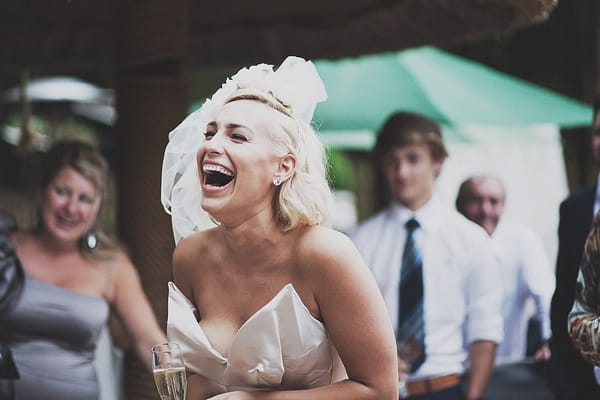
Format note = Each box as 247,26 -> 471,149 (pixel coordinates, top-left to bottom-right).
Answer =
57,216 -> 77,226
202,164 -> 233,176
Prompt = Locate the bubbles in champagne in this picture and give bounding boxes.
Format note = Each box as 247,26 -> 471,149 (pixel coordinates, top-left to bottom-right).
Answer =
153,366 -> 187,400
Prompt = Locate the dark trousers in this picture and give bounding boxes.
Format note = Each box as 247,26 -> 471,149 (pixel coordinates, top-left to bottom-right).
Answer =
405,384 -> 462,400
548,346 -> 600,400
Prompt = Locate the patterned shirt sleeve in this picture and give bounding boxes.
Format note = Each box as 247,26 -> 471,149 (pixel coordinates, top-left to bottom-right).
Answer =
568,213 -> 600,366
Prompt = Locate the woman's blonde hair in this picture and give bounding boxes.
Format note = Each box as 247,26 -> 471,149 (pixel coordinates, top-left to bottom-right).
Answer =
225,89 -> 334,231
39,140 -> 119,258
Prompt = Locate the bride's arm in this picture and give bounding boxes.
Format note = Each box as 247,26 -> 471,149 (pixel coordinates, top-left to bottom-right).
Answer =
309,230 -> 398,399
188,372 -> 224,400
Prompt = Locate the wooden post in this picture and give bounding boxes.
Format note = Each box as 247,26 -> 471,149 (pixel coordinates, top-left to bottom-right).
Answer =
114,1 -> 188,398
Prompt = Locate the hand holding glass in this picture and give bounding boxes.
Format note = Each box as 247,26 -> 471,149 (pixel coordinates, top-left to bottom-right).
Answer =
152,342 -> 187,400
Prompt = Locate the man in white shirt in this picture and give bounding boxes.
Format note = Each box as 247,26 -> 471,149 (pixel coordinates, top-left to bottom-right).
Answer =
350,112 -> 503,400
455,175 -> 554,365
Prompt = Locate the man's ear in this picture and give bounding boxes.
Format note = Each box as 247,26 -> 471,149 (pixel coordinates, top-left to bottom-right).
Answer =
433,157 -> 445,178
276,153 -> 297,182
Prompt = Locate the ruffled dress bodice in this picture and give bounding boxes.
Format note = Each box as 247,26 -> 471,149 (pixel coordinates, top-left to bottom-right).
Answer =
167,282 -> 347,393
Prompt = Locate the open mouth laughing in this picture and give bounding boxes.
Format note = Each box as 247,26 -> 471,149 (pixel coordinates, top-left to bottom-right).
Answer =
56,215 -> 79,228
202,163 -> 234,189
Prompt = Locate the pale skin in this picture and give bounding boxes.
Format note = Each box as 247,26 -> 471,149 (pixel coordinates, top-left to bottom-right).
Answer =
458,177 -> 506,236
173,100 -> 399,399
383,144 -> 497,400
10,166 -> 166,372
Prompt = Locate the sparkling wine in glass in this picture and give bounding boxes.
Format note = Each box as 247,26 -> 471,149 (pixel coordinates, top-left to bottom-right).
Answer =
152,342 -> 187,400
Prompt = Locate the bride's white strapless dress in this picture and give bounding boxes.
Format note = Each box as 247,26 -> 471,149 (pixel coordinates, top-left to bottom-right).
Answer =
167,282 -> 348,393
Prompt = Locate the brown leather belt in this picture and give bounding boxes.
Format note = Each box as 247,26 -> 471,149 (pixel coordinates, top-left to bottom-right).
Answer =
405,373 -> 461,396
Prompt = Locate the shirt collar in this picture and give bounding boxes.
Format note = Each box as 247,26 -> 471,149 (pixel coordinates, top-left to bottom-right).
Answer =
389,196 -> 443,232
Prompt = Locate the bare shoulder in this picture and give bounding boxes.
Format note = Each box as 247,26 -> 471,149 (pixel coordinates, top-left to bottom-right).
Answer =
108,248 -> 138,279
113,248 -> 134,265
173,229 -> 215,268
297,225 -> 354,253
295,226 -> 386,329
98,247 -> 143,305
172,228 -> 216,294
9,231 -> 36,263
295,225 -> 367,278
173,230 -> 207,264
10,230 -> 32,247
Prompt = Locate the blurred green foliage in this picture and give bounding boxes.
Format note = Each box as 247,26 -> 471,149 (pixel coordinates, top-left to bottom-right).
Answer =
327,149 -> 354,191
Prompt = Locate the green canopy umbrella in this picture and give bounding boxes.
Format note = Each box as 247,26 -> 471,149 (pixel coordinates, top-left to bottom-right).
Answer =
190,46 -> 592,149
312,46 -> 592,148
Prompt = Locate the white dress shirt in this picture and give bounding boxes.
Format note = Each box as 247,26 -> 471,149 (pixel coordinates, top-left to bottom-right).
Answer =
350,196 -> 503,380
490,220 -> 555,364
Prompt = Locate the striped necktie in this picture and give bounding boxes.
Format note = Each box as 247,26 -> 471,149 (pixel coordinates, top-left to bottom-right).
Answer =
397,217 -> 426,373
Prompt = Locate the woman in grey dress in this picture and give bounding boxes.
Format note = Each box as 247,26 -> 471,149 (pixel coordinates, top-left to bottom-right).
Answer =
0,141 -> 166,400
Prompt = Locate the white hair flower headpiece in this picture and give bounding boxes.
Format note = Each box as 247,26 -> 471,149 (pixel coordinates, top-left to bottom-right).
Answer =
161,56 -> 328,244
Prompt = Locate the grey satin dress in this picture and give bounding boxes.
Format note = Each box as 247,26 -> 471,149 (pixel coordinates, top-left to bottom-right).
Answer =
0,216 -> 110,400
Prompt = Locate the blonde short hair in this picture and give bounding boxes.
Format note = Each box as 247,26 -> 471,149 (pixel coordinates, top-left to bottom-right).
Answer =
226,89 -> 334,231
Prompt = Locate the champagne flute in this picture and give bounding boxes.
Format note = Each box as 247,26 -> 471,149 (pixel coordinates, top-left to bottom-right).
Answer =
152,342 -> 187,400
